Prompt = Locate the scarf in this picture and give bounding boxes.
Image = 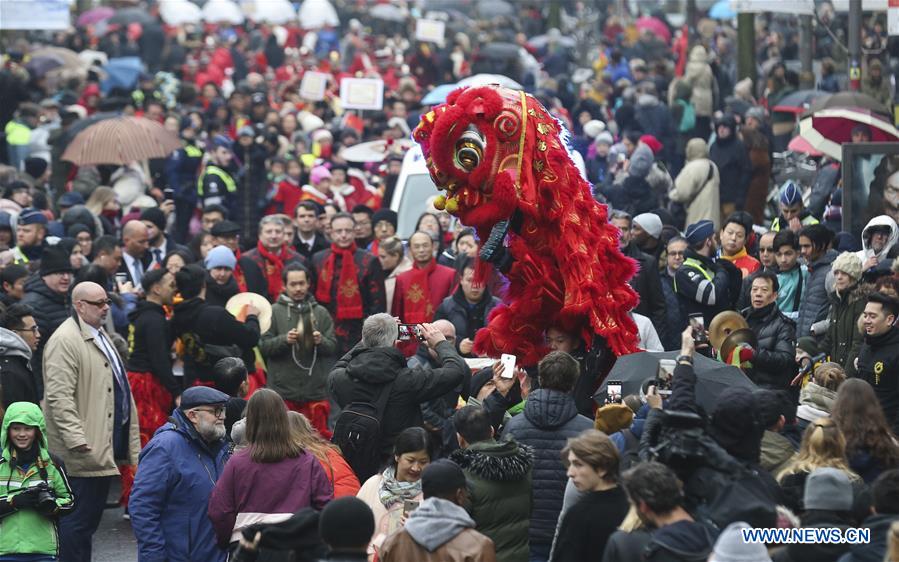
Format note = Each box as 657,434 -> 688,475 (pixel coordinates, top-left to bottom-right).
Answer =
257,241 -> 290,301
403,259 -> 436,324
232,249 -> 248,293
378,466 -> 422,509
315,243 -> 363,320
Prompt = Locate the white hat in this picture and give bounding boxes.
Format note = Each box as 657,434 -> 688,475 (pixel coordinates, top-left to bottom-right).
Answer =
582,120 -> 606,139
633,212 -> 663,239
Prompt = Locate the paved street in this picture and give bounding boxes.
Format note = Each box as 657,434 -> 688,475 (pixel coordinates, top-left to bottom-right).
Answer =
95,506 -> 138,562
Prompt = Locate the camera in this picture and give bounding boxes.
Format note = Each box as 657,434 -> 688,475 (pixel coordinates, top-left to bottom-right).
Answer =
649,410 -> 707,472
25,482 -> 56,512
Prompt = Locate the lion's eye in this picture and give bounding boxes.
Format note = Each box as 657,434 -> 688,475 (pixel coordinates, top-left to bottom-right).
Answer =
454,128 -> 484,172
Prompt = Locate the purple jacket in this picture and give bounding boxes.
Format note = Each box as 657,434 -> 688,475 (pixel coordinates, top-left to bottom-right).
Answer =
207,448 -> 334,546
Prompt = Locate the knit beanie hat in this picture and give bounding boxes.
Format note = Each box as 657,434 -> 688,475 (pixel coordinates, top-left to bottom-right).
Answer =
831,252 -> 862,281
139,207 -> 166,232
633,213 -> 663,239
710,522 -> 772,562
39,245 -> 74,276
628,144 -> 654,179
205,245 -> 237,271
595,131 -> 614,146
372,209 -> 398,230
24,157 -> 48,179
319,497 -> 375,550
804,467 -> 853,511
582,120 -> 606,139
310,165 -> 332,185
421,459 -> 467,498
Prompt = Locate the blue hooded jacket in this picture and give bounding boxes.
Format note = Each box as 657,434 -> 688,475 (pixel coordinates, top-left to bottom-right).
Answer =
129,407 -> 230,562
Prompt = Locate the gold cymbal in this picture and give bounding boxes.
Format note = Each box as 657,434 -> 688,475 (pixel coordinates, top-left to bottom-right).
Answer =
719,328 -> 759,366
708,310 -> 749,352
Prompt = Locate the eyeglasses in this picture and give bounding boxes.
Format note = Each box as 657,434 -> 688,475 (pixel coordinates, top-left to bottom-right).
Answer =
14,326 -> 38,334
192,406 -> 226,418
79,298 -> 112,308
667,251 -> 685,257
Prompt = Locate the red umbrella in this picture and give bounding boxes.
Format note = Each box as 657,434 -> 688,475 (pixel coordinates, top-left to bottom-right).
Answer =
77,7 -> 115,26
787,135 -> 823,157
799,107 -> 899,160
635,16 -> 671,43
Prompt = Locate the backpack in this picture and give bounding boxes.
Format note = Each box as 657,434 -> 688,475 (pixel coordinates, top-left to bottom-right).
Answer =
676,99 -> 696,133
331,378 -> 395,482
619,428 -> 642,470
693,465 -> 778,531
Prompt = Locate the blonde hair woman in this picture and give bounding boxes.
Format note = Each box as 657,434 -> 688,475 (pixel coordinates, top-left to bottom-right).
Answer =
777,418 -> 861,513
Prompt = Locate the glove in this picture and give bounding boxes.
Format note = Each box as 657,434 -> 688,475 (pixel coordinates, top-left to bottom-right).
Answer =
11,487 -> 41,509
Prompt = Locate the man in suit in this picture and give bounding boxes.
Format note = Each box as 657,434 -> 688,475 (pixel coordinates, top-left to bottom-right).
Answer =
293,201 -> 330,260
119,220 -> 150,287
140,207 -> 189,269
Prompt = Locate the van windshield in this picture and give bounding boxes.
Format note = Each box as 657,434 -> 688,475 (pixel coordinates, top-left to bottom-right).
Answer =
396,173 -> 440,238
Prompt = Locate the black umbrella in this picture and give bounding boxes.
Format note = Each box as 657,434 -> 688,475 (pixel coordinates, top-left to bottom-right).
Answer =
597,351 -> 756,412
108,7 -> 156,26
808,91 -> 891,118
476,0 -> 513,18
479,42 -> 520,60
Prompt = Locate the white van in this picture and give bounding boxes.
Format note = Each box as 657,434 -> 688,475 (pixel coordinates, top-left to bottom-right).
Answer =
389,145 -> 441,239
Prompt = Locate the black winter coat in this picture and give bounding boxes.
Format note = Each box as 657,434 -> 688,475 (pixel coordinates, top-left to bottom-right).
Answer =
126,300 -> 179,397
622,243 -> 668,345
501,389 -> 593,547
602,530 -> 651,562
709,135 -> 751,205
0,328 -> 39,408
554,487 -> 630,562
170,297 -> 260,385
434,288 -> 500,356
644,521 -> 719,562
771,511 -> 852,562
21,275 -> 70,397
857,327 -> 899,433
743,303 -> 797,389
839,513 -> 899,562
328,341 -> 466,458
821,283 -> 868,378
204,274 -> 239,308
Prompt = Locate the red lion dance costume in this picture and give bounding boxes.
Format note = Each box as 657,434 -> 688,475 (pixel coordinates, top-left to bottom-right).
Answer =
413,85 -> 640,365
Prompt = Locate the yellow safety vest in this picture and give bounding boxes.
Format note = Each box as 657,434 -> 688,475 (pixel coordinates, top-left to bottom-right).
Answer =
4,121 -> 30,146
197,165 -> 237,196
184,144 -> 203,158
770,215 -> 819,232
673,257 -> 713,293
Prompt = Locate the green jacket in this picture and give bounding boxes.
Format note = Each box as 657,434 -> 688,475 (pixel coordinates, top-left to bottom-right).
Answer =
0,402 -> 74,556
821,283 -> 868,378
259,294 -> 337,402
450,438 -> 533,562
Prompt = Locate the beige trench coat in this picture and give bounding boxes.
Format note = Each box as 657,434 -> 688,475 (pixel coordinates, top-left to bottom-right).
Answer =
42,316 -> 141,477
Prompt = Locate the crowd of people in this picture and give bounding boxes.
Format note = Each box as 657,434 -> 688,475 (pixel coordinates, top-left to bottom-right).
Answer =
2,0 -> 899,561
